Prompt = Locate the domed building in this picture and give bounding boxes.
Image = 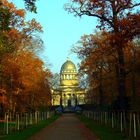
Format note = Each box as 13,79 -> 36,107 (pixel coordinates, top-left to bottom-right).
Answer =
51,59 -> 85,108
60,60 -> 78,87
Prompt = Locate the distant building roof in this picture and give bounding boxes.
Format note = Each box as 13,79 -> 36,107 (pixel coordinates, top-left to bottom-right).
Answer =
60,60 -> 76,73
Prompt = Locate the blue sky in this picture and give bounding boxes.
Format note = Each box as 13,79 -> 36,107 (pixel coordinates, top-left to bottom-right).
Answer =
12,0 -> 97,73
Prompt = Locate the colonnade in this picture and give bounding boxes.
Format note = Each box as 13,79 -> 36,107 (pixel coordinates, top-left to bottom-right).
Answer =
61,74 -> 78,80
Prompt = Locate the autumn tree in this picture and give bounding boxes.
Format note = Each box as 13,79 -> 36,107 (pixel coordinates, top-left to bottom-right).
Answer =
0,0 -> 42,68
0,0 -> 52,114
72,32 -> 117,108
66,0 -> 140,110
73,30 -> 140,111
0,0 -> 41,90
126,38 -> 140,111
2,48 -> 52,112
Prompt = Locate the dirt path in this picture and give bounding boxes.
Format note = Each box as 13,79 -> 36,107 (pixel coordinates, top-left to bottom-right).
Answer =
28,113 -> 99,140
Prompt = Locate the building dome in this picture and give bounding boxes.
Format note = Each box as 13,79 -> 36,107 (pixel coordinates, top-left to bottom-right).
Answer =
60,60 -> 76,73
60,60 -> 78,86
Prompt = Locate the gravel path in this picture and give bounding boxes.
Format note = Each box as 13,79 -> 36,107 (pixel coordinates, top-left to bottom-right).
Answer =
28,113 -> 99,140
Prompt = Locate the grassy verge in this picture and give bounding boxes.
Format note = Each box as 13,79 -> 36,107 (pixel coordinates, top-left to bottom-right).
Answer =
79,115 -> 128,140
0,114 -> 60,140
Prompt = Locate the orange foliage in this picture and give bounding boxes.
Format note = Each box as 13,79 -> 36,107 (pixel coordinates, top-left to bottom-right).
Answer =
1,50 -> 52,112
73,30 -> 140,108
0,0 -> 51,113
0,0 -> 42,57
1,0 -> 25,17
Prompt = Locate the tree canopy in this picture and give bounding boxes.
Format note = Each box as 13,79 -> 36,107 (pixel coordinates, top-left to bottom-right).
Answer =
66,0 -> 140,110
0,0 -> 51,113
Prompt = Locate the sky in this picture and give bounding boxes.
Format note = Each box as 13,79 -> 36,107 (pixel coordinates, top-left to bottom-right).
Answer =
12,0 -> 97,73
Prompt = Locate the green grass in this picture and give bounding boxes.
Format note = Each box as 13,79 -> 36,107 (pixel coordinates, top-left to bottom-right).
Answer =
0,114 -> 60,140
79,115 -> 128,140
0,123 -> 4,128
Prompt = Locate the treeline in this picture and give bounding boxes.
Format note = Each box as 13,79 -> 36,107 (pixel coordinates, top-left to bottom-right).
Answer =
66,0 -> 140,111
74,32 -> 140,111
0,0 -> 52,115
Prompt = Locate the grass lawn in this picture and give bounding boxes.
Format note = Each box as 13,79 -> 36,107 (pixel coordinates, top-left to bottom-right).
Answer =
79,115 -> 128,140
0,114 -> 60,140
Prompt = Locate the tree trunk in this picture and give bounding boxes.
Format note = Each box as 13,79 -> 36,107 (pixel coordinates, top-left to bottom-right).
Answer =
131,68 -> 136,98
117,47 -> 127,110
131,49 -> 136,110
99,68 -> 104,109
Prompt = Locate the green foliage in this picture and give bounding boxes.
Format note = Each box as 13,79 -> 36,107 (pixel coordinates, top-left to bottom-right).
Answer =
0,2 -> 11,31
24,0 -> 37,13
0,34 -> 15,59
0,2 -> 12,59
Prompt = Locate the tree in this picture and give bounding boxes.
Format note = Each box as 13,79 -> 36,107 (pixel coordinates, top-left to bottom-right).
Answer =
1,50 -> 52,112
0,0 -> 42,93
0,0 -> 42,60
50,73 -> 60,89
24,0 -> 37,13
0,0 -> 52,113
72,32 -> 117,108
78,73 -> 89,89
66,0 -> 140,110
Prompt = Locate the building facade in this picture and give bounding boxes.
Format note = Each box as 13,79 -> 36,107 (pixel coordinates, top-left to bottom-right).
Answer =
51,60 -> 85,107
